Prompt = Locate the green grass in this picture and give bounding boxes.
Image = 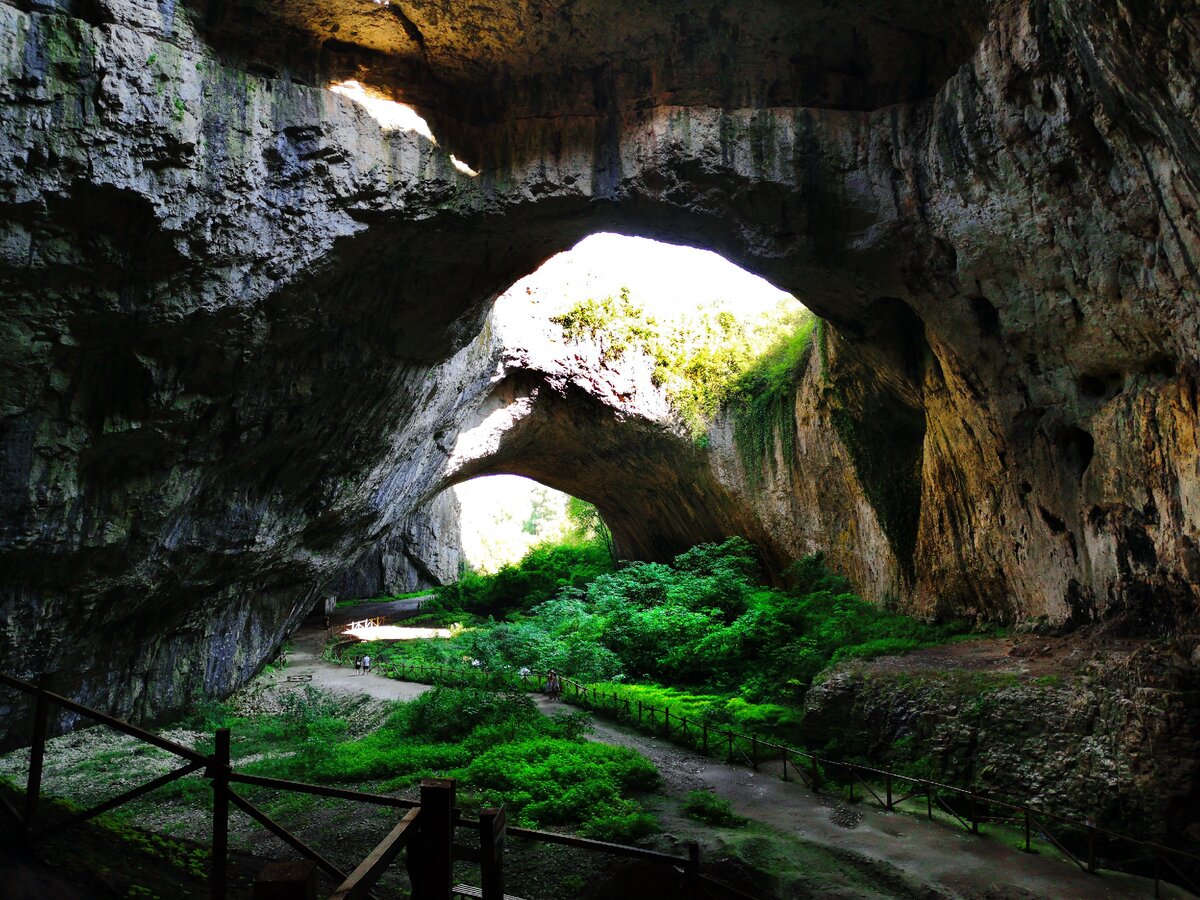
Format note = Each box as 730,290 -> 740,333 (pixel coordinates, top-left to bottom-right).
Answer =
335,590 -> 433,609
682,790 -> 747,827
181,686 -> 660,842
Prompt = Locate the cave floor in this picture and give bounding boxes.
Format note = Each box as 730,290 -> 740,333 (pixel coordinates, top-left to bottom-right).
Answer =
282,623 -> 1180,899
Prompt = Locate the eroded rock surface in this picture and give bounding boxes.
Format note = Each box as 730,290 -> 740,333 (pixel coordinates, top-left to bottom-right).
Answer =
803,635 -> 1200,848
0,0 -> 1197,744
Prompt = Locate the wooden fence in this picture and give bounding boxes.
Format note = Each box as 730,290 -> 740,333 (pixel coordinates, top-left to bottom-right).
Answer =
341,616 -> 388,632
350,656 -> 1200,899
0,671 -> 754,900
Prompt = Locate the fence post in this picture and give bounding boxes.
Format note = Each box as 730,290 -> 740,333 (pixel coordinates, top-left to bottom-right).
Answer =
810,757 -> 821,793
411,778 -> 455,900
685,841 -> 700,896
885,773 -> 893,811
969,795 -> 979,834
702,722 -> 709,756
782,749 -> 789,782
480,806 -> 506,900
1023,809 -> 1031,852
926,786 -> 932,819
24,676 -> 50,831
663,708 -> 671,738
751,734 -> 759,771
210,728 -> 231,900
726,730 -> 734,764
1087,824 -> 1096,873
637,700 -> 643,725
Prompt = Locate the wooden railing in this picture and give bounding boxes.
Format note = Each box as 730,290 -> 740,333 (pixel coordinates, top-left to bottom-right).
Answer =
341,616 -> 388,632
0,671 -> 751,900
355,657 -> 1200,899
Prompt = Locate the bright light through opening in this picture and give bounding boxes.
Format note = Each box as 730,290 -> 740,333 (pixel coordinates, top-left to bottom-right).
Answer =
344,625 -> 454,641
328,80 -> 435,141
450,154 -> 479,177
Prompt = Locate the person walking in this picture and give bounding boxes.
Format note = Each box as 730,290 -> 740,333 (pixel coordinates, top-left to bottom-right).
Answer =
354,656 -> 363,675
363,654 -> 372,675
546,669 -> 561,701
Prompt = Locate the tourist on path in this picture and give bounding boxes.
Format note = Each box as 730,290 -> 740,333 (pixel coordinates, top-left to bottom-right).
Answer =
354,656 -> 363,675
363,654 -> 372,675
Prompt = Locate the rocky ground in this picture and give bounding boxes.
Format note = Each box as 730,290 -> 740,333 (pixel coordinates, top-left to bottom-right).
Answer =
0,623 -> 1188,899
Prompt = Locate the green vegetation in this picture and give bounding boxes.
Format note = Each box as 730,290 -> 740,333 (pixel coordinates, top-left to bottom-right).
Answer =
186,686 -> 658,841
335,590 -> 432,610
354,538 -> 973,717
551,288 -> 813,440
728,314 -> 820,479
427,502 -> 614,617
682,790 -> 748,827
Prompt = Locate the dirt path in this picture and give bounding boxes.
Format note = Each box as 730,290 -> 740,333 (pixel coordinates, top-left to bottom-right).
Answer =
282,627 -> 1179,899
279,623 -> 432,701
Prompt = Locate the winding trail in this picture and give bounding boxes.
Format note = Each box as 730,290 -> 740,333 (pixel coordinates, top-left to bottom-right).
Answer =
279,624 -> 1180,899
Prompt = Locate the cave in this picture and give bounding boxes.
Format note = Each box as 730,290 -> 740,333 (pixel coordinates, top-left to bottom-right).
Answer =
1,0 -> 1199,893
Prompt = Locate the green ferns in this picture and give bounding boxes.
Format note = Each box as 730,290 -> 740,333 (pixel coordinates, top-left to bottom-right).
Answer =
364,538 -> 970,707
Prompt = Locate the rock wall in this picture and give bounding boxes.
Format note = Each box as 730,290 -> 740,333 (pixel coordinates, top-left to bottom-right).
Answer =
328,490 -> 463,599
802,637 -> 1200,849
0,0 -> 1197,732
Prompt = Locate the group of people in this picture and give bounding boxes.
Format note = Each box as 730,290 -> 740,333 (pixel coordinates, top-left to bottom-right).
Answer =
353,655 -> 372,675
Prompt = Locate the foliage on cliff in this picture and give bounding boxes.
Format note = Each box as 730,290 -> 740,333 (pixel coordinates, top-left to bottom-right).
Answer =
551,288 -> 812,440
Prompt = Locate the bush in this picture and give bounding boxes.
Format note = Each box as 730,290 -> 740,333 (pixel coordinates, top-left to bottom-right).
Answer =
375,540 -> 978,710
682,790 -> 747,827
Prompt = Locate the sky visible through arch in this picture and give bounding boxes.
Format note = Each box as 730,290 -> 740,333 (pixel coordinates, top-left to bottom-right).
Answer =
456,233 -> 803,573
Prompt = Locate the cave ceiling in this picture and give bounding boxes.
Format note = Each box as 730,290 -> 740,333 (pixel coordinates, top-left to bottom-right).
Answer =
196,0 -> 990,123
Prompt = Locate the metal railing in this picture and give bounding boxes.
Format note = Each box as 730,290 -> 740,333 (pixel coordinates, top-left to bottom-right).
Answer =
351,657 -> 1200,899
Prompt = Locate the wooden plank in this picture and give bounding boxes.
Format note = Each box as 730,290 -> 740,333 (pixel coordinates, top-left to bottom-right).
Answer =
410,779 -> 455,899
212,729 -> 231,900
451,886 -> 530,900
0,672 -> 209,764
0,790 -> 24,828
24,684 -> 49,828
504,825 -> 687,865
329,807 -> 420,900
36,760 -> 204,838
479,807 -> 505,900
229,791 -> 348,884
230,773 -> 418,809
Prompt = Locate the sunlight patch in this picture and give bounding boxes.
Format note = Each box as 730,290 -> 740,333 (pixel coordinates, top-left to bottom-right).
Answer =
328,80 -> 435,141
450,154 -> 479,177
344,625 -> 454,641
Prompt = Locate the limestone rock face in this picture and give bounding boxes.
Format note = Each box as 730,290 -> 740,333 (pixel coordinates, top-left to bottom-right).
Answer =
0,0 -> 1197,736
803,638 -> 1200,848
328,490 -> 463,599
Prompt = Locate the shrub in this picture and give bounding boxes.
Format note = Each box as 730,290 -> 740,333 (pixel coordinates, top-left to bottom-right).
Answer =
682,790 -> 747,827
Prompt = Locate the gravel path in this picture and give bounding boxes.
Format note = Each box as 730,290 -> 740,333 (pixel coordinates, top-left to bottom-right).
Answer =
285,626 -> 1177,899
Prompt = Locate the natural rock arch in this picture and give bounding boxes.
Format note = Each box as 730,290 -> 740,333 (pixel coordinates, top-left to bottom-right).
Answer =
0,0 -> 1196,735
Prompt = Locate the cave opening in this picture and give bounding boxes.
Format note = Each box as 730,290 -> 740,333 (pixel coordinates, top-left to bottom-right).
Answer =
410,231 -> 817,577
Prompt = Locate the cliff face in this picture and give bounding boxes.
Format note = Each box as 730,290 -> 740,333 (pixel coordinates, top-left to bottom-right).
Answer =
328,490 -> 463,599
0,0 -> 1197,730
